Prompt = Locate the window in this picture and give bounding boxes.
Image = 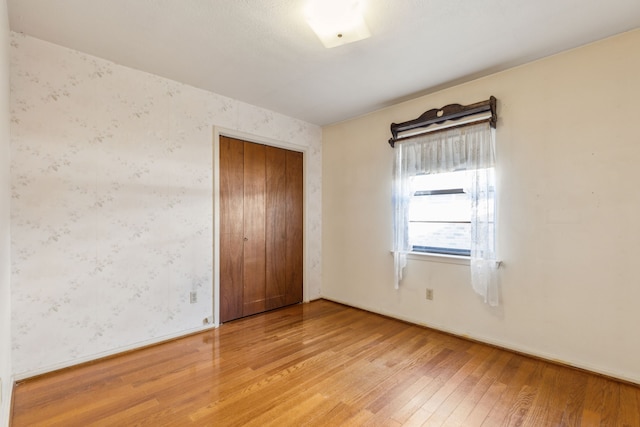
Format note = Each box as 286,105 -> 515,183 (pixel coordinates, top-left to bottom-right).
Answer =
391,120 -> 499,305
408,169 -> 495,257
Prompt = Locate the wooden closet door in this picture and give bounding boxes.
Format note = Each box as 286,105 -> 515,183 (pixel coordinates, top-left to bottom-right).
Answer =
219,136 -> 244,323
265,146 -> 287,309
219,137 -> 303,322
242,141 -> 267,317
285,150 -> 304,305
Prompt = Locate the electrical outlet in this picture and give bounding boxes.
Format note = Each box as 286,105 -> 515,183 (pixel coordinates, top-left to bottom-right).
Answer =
425,288 -> 434,300
190,291 -> 197,304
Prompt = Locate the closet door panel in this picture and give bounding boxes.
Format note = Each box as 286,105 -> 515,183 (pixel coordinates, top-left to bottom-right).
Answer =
242,141 -> 267,317
285,150 -> 304,305
220,232 -> 244,322
265,146 -> 287,310
219,136 -> 244,322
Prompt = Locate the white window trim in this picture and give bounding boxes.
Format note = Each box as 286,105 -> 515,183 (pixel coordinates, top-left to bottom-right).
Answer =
390,249 -> 470,266
406,251 -> 471,266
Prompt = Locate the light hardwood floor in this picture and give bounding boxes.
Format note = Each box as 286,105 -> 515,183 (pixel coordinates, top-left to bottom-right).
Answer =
11,300 -> 640,426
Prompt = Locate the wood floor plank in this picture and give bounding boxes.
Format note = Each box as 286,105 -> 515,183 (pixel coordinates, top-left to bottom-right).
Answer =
518,365 -> 559,426
543,366 -> 585,426
600,379 -> 621,426
420,349 -> 498,426
479,357 -> 540,425
558,370 -> 589,426
342,408 -> 376,426
501,384 -> 537,426
462,379 -> 508,425
386,375 -> 441,424
581,376 -> 606,425
619,384 -> 640,427
364,375 -> 435,425
250,393 -> 338,427
443,350 -> 513,426
11,300 -> 640,426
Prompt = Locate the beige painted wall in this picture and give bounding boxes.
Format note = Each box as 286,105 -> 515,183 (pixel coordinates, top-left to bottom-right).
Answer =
322,29 -> 640,383
0,0 -> 11,424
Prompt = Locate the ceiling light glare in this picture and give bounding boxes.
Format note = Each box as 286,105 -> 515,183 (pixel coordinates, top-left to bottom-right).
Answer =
305,0 -> 371,48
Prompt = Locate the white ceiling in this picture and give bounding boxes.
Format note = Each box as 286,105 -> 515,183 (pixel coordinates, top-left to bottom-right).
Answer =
7,0 -> 640,126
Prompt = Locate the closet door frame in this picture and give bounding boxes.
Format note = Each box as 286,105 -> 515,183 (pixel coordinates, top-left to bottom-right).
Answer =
212,127 -> 308,326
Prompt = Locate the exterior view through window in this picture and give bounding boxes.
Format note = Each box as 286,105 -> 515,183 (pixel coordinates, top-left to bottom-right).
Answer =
408,168 -> 495,256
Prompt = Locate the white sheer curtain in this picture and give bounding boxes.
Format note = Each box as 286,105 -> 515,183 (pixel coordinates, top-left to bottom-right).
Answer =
392,121 -> 498,305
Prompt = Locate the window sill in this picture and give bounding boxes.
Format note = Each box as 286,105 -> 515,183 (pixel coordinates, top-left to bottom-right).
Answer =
406,251 -> 470,266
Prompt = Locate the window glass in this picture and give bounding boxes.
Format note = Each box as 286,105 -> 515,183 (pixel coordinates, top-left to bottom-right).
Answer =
408,169 -> 494,256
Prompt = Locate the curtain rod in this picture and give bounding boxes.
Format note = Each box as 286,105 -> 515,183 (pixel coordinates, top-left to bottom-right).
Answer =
388,96 -> 497,148
391,116 -> 491,144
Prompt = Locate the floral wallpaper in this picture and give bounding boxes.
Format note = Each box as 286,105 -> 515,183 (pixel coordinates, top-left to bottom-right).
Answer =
10,33 -> 322,375
1,3 -> 11,422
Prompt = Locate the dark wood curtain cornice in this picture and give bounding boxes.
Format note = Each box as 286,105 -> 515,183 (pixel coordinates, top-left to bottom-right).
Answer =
388,96 -> 497,147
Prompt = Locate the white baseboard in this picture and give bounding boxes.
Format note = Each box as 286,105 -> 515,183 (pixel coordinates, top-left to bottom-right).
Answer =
321,296 -> 640,386
0,377 -> 12,427
14,324 -> 217,381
